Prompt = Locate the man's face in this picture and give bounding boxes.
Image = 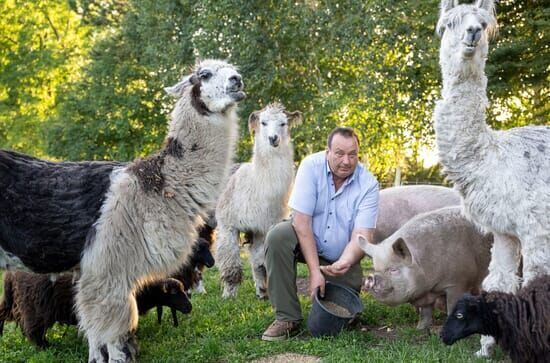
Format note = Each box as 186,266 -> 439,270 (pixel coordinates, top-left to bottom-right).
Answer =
326,134 -> 359,180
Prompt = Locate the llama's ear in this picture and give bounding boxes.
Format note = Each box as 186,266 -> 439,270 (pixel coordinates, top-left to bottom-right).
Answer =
437,0 -> 458,36
476,0 -> 495,13
284,110 -> 303,128
248,111 -> 261,135
164,74 -> 199,98
439,0 -> 458,13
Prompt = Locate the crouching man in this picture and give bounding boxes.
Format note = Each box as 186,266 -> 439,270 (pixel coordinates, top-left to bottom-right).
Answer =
262,126 -> 379,341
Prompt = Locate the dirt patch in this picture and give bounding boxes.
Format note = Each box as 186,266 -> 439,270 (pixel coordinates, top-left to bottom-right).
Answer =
362,324 -> 399,341
251,353 -> 321,363
296,277 -> 310,296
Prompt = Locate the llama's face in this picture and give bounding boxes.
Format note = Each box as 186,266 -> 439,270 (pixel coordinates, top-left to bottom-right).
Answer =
437,1 -> 497,60
248,103 -> 302,148
440,294 -> 483,345
166,59 -> 245,114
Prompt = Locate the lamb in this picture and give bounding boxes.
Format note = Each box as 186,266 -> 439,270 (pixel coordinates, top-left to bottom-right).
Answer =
157,236 -> 215,327
173,236 -> 215,294
0,272 -> 191,347
441,275 -> 550,363
433,0 -> 550,356
216,102 -> 302,299
0,59 -> 245,362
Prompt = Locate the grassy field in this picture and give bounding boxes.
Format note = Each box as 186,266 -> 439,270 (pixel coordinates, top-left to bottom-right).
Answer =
0,255 -> 507,363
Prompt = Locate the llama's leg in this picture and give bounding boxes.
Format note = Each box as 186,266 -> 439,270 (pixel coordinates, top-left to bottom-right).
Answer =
216,224 -> 242,298
248,232 -> 268,299
521,233 -> 550,284
76,271 -> 139,363
106,332 -> 139,363
476,233 -> 521,358
193,268 -> 207,294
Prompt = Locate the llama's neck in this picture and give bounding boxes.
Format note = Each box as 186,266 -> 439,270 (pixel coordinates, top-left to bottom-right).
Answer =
252,140 -> 294,173
434,55 -> 495,191
440,54 -> 488,100
162,96 -> 238,210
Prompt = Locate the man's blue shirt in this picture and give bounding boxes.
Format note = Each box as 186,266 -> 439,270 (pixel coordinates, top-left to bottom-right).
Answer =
289,151 -> 379,262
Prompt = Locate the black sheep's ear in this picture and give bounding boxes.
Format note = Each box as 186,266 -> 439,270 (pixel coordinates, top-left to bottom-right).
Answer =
161,282 -> 169,294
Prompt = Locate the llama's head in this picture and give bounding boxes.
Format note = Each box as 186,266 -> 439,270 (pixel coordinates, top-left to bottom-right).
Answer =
165,59 -> 245,114
248,103 -> 302,148
440,293 -> 484,345
437,0 -> 497,68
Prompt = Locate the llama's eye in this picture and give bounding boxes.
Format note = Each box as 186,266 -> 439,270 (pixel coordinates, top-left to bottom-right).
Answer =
280,123 -> 287,127
199,70 -> 212,80
481,21 -> 488,29
389,267 -> 399,274
261,121 -> 267,126
456,312 -> 464,319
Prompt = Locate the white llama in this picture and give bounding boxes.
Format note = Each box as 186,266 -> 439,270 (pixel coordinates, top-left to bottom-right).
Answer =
216,102 -> 302,299
434,0 -> 550,357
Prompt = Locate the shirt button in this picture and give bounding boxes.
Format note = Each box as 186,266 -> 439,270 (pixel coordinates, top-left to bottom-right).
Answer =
329,212 -> 332,215
324,240 -> 327,243
327,226 -> 330,229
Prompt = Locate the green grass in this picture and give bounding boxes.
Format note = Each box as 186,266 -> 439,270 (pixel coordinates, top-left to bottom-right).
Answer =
0,256 -> 508,362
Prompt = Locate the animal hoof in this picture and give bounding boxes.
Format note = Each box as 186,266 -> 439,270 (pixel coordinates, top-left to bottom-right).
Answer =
475,347 -> 493,358
222,284 -> 238,299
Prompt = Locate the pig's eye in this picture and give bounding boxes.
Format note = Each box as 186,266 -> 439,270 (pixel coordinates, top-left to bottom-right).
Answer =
455,312 -> 464,319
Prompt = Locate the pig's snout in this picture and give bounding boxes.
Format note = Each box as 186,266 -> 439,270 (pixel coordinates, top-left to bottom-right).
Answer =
365,274 -> 378,290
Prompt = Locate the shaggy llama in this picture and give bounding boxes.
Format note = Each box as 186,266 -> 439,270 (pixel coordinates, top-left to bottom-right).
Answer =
216,103 -> 302,299
0,59 -> 245,362
434,0 -> 550,356
441,275 -> 550,363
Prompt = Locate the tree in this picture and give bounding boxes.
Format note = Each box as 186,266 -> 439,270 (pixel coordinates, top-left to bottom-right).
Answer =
0,0 -> 91,156
2,0 -> 546,184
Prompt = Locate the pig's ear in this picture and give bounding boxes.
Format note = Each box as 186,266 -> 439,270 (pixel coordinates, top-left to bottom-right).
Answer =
392,238 -> 412,264
357,234 -> 374,257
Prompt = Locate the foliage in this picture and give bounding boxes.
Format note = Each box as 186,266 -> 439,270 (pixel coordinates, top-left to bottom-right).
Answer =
0,0 -> 91,156
0,0 -> 547,178
487,0 -> 549,128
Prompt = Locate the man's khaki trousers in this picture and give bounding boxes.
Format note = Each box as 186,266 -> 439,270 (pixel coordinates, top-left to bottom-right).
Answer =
264,220 -> 362,322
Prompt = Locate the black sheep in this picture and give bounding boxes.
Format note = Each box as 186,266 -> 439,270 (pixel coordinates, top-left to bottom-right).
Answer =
157,236 -> 215,326
0,272 -> 191,347
441,275 -> 550,363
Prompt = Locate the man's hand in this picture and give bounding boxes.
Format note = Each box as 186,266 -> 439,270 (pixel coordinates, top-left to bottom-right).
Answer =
320,260 -> 352,277
310,270 -> 326,299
